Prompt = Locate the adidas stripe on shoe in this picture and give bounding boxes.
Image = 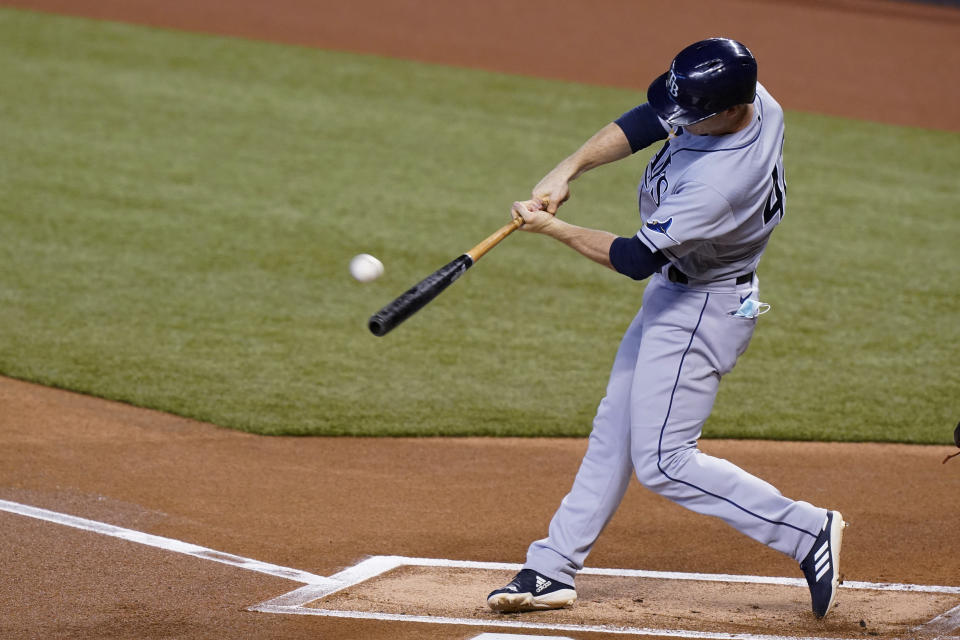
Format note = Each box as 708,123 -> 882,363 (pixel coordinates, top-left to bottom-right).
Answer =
800,510 -> 846,618
486,568 -> 577,612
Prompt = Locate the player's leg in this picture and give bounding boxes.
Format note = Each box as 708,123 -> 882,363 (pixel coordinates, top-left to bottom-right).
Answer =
629,278 -> 844,617
488,295 -> 646,612
628,279 -> 826,561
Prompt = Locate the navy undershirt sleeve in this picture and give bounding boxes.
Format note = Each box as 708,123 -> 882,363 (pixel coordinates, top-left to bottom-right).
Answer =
614,103 -> 669,153
609,236 -> 669,281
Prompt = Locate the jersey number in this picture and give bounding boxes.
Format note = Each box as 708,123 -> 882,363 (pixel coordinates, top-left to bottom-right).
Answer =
763,166 -> 785,225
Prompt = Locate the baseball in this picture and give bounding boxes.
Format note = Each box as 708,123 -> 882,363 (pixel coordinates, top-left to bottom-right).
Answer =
349,253 -> 384,283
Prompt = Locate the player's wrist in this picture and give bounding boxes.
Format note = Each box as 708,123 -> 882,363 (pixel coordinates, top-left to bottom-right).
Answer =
538,215 -> 568,238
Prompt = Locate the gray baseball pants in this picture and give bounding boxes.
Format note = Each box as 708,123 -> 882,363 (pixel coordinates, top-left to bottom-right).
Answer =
525,272 -> 826,586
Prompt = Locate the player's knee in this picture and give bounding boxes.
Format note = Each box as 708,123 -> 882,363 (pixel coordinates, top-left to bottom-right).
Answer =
630,442 -> 666,490
631,443 -> 696,493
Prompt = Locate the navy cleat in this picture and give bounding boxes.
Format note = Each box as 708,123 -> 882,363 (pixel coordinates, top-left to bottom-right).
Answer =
486,568 -> 577,612
800,510 -> 847,618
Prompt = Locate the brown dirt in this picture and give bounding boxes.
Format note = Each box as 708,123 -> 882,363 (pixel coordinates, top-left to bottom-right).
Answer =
1,1 -> 959,638
2,377 -> 959,638
5,0 -> 960,131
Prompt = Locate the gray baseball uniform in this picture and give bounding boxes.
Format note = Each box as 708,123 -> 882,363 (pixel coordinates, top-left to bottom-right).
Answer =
525,83 -> 827,586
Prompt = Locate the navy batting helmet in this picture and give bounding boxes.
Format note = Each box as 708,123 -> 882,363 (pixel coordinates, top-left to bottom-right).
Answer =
647,38 -> 757,126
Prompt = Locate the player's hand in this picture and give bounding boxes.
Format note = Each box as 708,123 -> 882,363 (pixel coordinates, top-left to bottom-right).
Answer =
532,172 -> 571,214
511,200 -> 555,233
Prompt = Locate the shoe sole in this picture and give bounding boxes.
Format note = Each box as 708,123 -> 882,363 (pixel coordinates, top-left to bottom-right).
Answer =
487,588 -> 577,612
818,510 -> 846,618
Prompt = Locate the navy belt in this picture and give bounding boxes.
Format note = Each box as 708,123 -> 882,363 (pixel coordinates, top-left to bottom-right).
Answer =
667,265 -> 753,285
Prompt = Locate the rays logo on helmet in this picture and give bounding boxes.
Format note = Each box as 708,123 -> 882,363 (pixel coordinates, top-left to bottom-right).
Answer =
645,217 -> 680,244
666,69 -> 679,98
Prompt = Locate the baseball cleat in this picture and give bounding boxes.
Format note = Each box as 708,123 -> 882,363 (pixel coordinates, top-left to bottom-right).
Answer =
800,510 -> 846,618
486,568 -> 577,612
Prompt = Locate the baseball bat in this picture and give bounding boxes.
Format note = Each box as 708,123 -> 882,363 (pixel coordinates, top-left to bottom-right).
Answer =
368,217 -> 523,336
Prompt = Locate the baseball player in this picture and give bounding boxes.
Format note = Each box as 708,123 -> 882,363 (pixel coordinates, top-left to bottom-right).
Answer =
487,38 -> 845,619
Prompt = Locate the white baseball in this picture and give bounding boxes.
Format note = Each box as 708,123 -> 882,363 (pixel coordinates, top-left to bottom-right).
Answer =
349,253 -> 384,283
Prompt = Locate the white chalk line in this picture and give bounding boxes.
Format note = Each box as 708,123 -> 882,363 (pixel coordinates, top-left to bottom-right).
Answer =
351,555 -> 960,594
251,554 -> 960,638
0,498 -> 331,585
917,603 -> 960,634
471,634 -> 575,640
249,605 -> 854,640
258,553 -> 960,604
3,499 -> 959,639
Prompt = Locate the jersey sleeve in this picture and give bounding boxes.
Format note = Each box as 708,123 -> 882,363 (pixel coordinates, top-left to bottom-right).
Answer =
608,236 -> 669,280
635,181 -> 738,258
614,103 -> 669,153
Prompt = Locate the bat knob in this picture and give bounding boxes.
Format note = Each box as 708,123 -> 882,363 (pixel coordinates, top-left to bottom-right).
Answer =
368,316 -> 388,336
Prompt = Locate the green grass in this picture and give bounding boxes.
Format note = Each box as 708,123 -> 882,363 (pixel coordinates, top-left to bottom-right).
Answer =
0,9 -> 957,442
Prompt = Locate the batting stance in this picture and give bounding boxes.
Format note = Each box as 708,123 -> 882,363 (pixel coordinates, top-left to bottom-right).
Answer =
487,38 -> 845,619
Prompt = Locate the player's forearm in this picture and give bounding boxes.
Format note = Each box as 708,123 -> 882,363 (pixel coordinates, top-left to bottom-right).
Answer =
534,123 -> 633,212
539,218 -> 617,270
557,123 -> 633,181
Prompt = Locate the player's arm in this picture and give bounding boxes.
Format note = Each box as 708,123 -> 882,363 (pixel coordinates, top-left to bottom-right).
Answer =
533,104 -> 669,214
511,201 -> 667,280
533,124 -> 632,213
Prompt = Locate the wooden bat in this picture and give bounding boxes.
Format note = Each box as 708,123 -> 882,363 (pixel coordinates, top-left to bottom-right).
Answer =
368,217 -> 523,337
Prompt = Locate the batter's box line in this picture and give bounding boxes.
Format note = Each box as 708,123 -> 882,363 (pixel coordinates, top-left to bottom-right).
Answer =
253,554 -> 960,607
249,555 -> 960,640
1,500 -> 957,640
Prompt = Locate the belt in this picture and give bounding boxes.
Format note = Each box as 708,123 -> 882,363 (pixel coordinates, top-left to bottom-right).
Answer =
667,265 -> 753,286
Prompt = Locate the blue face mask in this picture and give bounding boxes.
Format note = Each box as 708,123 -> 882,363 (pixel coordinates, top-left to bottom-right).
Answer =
731,298 -> 770,319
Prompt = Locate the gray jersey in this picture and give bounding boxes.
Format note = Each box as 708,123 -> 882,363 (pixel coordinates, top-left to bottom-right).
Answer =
635,83 -> 786,281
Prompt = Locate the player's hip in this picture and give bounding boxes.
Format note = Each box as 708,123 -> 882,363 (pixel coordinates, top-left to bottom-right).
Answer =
637,276 -> 759,374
